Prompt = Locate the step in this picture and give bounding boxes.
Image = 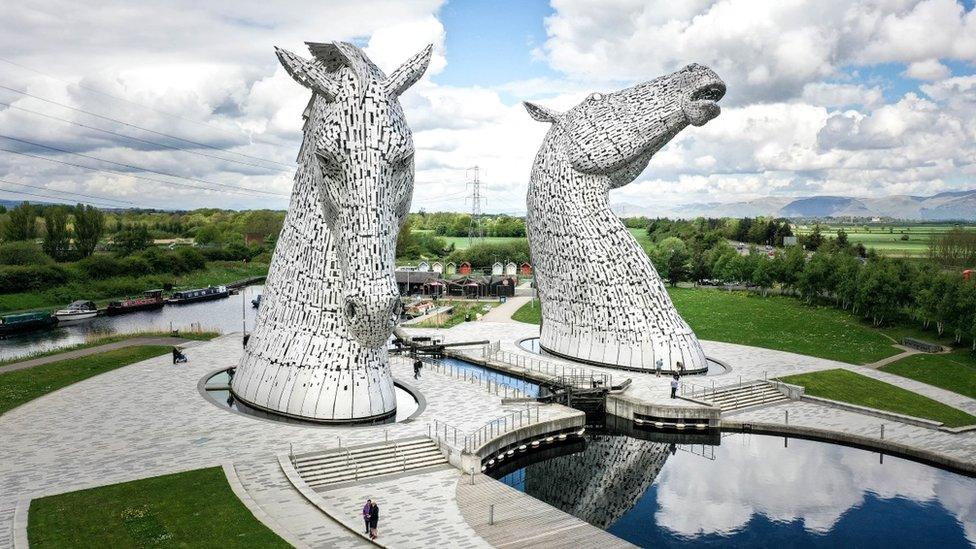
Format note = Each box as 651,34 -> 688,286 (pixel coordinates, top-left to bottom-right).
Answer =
293,439 -> 433,466
712,392 -> 788,406
305,456 -> 448,487
300,449 -> 445,478
305,454 -> 447,483
719,396 -> 789,412
294,444 -> 436,470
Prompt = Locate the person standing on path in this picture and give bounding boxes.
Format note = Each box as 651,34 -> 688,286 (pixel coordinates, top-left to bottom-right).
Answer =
655,358 -> 663,377
413,357 -> 423,379
670,375 -> 679,399
369,501 -> 380,539
362,499 -> 371,534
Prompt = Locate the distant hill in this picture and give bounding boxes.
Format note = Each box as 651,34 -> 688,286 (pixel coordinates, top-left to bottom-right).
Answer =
612,189 -> 976,220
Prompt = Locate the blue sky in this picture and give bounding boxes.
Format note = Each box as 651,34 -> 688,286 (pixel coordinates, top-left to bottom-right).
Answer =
1,0 -> 975,213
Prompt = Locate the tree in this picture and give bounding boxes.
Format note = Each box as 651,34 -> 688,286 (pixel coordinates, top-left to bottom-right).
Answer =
42,206 -> 71,261
113,225 -> 153,256
3,202 -> 38,241
73,204 -> 104,258
835,228 -> 849,248
750,253 -> 775,296
653,237 -> 689,285
803,224 -> 824,251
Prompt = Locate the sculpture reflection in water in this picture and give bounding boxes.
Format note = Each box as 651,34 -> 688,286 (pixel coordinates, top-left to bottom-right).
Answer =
492,426 -> 976,548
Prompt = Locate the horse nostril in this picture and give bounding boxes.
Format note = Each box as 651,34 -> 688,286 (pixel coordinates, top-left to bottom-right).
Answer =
345,300 -> 357,320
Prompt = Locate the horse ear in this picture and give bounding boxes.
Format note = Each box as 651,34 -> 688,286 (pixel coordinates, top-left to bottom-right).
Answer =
523,102 -> 561,124
275,46 -> 339,101
384,44 -> 433,97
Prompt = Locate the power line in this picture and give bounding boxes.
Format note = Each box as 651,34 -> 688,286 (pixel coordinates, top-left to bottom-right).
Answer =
0,55 -> 294,158
0,100 -> 290,173
0,146 -> 286,199
0,183 -> 125,208
0,83 -> 293,169
0,177 -> 137,206
0,134 -> 289,197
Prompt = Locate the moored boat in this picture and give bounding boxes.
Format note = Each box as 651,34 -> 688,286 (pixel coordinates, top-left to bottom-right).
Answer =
0,311 -> 58,336
53,300 -> 98,323
166,285 -> 230,305
106,290 -> 165,316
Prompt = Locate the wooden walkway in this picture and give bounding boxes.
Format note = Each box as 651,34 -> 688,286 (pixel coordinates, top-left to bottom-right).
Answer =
455,473 -> 635,549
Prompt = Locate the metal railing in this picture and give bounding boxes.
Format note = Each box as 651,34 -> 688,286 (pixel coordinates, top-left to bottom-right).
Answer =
430,405 -> 543,455
482,345 -> 613,389
420,356 -> 531,400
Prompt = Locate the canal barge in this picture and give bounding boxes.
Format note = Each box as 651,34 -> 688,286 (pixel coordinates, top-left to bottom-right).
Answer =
53,300 -> 98,323
166,285 -> 230,305
0,311 -> 58,336
106,290 -> 165,316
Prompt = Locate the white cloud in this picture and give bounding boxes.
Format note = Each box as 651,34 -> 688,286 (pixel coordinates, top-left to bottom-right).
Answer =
903,59 -> 952,80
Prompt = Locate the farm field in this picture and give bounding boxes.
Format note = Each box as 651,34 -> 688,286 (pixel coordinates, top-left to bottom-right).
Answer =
794,223 -> 976,257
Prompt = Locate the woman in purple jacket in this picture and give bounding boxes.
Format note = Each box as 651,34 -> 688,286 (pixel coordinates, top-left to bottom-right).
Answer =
362,499 -> 372,534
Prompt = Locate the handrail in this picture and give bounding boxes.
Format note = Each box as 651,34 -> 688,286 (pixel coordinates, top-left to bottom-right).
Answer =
482,344 -> 614,390
415,356 -> 529,399
431,405 -> 543,456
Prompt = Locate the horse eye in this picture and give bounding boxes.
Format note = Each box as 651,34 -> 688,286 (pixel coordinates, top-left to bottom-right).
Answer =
396,153 -> 414,169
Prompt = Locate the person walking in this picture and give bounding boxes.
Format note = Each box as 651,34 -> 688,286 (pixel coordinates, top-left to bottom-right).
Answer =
655,357 -> 663,377
670,375 -> 679,399
362,499 -> 371,535
369,501 -> 379,539
413,357 -> 423,379
172,346 -> 180,365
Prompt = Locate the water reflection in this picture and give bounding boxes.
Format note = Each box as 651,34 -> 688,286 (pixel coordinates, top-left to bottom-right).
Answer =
492,422 -> 976,548
0,285 -> 263,361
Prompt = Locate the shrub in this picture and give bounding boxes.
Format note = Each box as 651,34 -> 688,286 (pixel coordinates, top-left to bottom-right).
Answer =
118,256 -> 152,277
0,264 -> 70,293
0,241 -> 53,266
176,248 -> 206,272
75,255 -> 122,280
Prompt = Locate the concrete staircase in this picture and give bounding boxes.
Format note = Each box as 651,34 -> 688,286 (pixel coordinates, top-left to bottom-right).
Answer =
294,437 -> 448,490
704,381 -> 790,413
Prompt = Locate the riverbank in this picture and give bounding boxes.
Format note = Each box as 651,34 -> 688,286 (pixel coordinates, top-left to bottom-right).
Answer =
0,261 -> 268,314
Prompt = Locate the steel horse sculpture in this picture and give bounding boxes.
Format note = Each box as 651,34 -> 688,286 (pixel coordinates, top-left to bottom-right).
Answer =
524,64 -> 725,373
232,41 -> 431,422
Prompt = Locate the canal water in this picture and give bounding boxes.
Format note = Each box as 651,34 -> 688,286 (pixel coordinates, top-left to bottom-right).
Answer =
434,356 -> 542,398
491,426 -> 976,548
0,285 -> 263,361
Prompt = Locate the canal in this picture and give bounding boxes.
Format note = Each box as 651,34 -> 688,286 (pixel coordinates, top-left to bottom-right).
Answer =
0,285 -> 263,361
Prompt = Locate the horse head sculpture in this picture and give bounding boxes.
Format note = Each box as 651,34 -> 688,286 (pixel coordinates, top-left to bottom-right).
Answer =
524,63 -> 724,187
522,64 -> 725,374
276,41 -> 431,348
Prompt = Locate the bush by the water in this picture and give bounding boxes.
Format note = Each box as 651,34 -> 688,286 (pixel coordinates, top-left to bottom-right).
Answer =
0,241 -> 53,266
0,264 -> 71,292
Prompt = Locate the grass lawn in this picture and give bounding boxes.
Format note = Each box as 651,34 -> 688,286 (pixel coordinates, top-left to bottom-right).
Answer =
0,260 -> 268,313
28,467 -> 289,548
777,368 -> 976,427
512,287 -> 902,364
512,300 -> 541,324
413,300 -> 498,328
881,349 -> 976,400
0,330 -> 219,367
440,235 -> 525,250
0,345 -> 171,415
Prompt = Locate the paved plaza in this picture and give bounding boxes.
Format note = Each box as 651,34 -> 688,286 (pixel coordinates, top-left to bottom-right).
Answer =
1,310 -> 975,548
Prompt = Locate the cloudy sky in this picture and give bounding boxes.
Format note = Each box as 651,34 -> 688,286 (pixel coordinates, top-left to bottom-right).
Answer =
1,0 -> 974,213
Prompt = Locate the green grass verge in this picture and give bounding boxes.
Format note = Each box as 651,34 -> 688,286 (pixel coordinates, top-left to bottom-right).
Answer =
413,300 -> 498,328
881,349 -> 976,400
28,467 -> 290,548
511,300 -> 542,324
0,261 -> 268,313
512,287 -> 902,364
0,345 -> 171,415
778,368 -> 976,427
439,235 -> 525,250
0,331 -> 219,367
